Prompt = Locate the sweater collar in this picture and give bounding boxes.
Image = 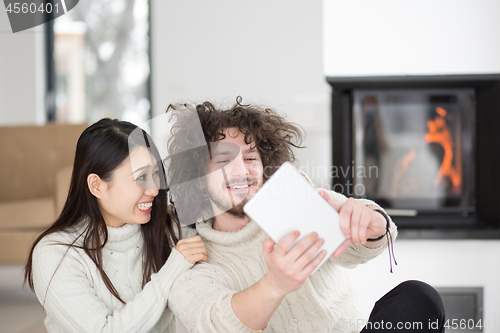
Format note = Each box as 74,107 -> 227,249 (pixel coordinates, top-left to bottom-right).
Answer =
106,223 -> 141,245
70,220 -> 141,252
196,220 -> 261,246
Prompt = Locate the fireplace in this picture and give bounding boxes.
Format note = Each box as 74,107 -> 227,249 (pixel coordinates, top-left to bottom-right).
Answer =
327,75 -> 500,238
435,287 -> 483,333
353,89 -> 475,213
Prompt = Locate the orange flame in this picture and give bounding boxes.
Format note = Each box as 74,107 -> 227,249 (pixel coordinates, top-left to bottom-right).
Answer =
401,149 -> 416,172
425,107 -> 461,192
391,149 -> 416,195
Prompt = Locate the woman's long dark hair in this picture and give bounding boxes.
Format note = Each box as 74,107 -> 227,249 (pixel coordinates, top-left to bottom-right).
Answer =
24,118 -> 179,304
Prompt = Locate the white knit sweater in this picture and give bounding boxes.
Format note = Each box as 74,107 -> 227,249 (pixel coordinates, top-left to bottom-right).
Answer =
168,190 -> 397,333
32,223 -> 195,333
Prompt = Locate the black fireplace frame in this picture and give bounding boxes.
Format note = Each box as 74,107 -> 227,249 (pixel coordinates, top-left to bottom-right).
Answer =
327,74 -> 500,239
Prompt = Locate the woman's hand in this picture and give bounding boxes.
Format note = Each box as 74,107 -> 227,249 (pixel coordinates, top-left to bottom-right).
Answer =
175,236 -> 208,264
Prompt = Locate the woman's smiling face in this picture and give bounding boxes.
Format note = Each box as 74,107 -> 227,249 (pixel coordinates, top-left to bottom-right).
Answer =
96,146 -> 160,228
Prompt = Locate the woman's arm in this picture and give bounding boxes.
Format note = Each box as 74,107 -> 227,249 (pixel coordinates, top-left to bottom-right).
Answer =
32,241 -> 193,333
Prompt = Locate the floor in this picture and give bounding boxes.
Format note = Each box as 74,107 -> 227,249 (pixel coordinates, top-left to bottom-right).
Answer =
0,265 -> 188,333
0,265 -> 46,333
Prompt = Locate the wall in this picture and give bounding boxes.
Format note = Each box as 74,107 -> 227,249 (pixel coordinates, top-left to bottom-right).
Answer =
350,240 -> 500,330
0,8 -> 45,126
323,0 -> 500,76
150,0 -> 332,187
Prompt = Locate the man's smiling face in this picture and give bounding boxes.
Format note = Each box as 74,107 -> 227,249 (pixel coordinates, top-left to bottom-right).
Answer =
205,128 -> 264,218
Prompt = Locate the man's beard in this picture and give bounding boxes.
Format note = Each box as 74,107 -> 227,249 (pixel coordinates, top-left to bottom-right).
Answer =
213,197 -> 248,218
207,177 -> 257,218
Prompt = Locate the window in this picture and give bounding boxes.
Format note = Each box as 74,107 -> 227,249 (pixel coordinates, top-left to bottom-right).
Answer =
47,0 -> 151,125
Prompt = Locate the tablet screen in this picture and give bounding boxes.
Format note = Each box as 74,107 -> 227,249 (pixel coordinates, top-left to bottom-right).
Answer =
243,162 -> 345,274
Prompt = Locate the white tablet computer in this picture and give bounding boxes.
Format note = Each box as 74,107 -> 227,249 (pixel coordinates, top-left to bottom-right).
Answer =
243,162 -> 345,274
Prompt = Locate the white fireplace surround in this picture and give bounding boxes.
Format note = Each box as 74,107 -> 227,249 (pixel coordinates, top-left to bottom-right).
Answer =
323,0 -> 500,77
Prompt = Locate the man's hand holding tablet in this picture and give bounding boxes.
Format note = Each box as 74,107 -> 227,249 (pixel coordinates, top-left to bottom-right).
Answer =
243,162 -> 344,277
243,162 -> 388,282
318,191 -> 388,256
260,230 -> 327,298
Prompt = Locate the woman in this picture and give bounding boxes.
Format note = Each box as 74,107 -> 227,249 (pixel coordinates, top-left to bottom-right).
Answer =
24,119 -> 206,332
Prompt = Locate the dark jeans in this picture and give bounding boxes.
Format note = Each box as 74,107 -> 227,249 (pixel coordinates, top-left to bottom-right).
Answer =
361,280 -> 445,333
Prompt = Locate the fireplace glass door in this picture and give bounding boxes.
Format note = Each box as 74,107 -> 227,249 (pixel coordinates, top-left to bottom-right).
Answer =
353,89 -> 475,213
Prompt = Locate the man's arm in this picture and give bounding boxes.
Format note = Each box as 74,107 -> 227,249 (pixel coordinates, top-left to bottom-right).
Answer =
232,191 -> 396,331
169,264 -> 252,333
301,172 -> 394,253
169,232 -> 326,332
319,189 -> 398,268
231,231 -> 326,331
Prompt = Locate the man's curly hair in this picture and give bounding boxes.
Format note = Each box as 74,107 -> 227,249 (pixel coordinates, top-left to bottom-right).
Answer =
165,97 -> 303,226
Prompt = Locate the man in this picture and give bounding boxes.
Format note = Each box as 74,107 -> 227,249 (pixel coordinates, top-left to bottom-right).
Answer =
166,99 -> 444,333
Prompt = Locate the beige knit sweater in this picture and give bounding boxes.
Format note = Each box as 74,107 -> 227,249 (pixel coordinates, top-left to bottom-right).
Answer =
168,190 -> 397,333
32,223 -> 196,333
